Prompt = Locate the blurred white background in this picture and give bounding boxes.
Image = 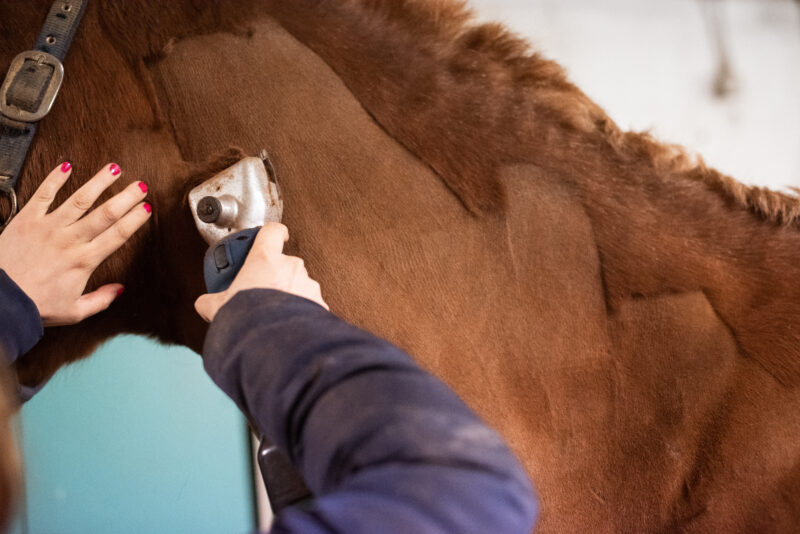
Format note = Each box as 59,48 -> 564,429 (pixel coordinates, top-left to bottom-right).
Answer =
470,0 -> 800,192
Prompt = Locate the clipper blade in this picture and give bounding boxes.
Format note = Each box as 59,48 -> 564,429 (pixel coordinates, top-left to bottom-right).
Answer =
189,155 -> 283,246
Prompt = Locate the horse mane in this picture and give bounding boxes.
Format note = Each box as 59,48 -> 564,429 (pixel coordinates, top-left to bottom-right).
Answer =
259,0 -> 800,227
343,0 -> 800,225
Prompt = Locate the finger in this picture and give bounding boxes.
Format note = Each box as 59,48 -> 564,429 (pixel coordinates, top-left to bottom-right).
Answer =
194,294 -> 219,323
71,284 -> 124,323
305,279 -> 329,310
253,223 -> 289,257
303,282 -> 328,310
89,202 -> 152,264
286,255 -> 307,272
53,163 -> 123,223
286,256 -> 309,286
27,162 -> 73,215
71,180 -> 148,240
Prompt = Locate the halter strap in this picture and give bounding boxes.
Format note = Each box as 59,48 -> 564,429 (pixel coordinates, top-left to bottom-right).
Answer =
0,0 -> 88,230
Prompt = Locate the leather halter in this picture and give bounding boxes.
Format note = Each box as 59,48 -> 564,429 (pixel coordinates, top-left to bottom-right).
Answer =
0,0 -> 88,230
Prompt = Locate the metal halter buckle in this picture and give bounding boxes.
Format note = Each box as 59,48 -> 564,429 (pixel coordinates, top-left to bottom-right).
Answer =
0,50 -> 65,123
0,181 -> 19,232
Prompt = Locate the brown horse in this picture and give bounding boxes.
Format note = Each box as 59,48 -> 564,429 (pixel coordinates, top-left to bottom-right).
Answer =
2,1 -> 800,532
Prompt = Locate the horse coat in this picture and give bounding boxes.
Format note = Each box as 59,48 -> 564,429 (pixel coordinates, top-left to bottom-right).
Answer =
2,1 -> 800,532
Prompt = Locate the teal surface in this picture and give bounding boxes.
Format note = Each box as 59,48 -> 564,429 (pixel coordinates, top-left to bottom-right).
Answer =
16,335 -> 255,534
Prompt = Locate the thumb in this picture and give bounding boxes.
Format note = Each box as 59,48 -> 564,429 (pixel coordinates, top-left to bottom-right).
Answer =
194,293 -> 221,323
74,284 -> 124,323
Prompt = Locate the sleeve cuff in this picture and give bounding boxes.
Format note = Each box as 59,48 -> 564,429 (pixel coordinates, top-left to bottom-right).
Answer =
205,289 -> 330,359
0,269 -> 44,366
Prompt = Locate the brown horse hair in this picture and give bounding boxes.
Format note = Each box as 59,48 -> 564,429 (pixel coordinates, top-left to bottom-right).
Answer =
461,1 -> 796,224
421,0 -> 800,224
1,0 -> 799,531
88,0 -> 800,224
303,0 -> 800,226
597,126 -> 800,227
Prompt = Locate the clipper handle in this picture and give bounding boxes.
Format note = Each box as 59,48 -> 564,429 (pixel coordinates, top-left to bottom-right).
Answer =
258,438 -> 314,513
203,227 -> 261,294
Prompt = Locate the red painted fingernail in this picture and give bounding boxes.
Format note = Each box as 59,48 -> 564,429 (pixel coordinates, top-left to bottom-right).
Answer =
138,182 -> 148,193
116,287 -> 125,298
143,203 -> 152,214
60,161 -> 71,173
109,163 -> 121,176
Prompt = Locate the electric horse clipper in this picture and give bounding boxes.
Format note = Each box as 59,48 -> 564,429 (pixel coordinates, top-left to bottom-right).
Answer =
189,153 -> 313,513
189,152 -> 283,293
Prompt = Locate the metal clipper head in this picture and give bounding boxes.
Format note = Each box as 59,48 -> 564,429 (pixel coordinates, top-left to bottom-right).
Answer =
189,152 -> 283,246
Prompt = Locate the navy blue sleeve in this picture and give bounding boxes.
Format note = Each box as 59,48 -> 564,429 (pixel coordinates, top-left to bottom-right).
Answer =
0,269 -> 46,402
203,289 -> 538,534
0,269 -> 43,366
